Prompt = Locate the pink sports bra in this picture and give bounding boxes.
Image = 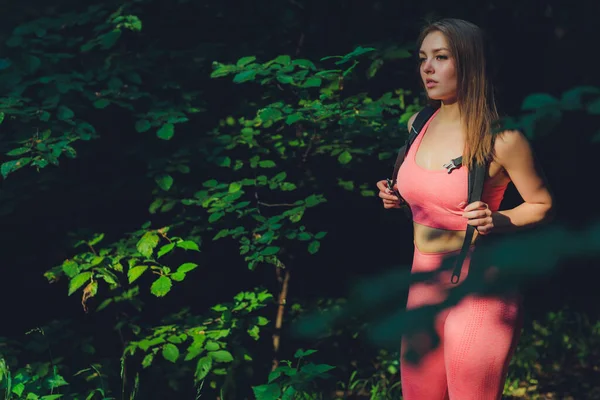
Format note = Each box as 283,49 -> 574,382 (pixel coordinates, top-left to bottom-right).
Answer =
396,109 -> 508,231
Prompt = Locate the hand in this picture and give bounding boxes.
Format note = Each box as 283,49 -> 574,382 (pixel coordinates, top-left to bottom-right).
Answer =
376,179 -> 404,209
463,201 -> 494,235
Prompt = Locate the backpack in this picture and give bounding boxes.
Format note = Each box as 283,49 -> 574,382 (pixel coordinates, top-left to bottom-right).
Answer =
389,106 -> 487,284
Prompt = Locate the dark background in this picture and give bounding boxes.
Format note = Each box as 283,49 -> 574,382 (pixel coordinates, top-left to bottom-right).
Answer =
0,0 -> 598,368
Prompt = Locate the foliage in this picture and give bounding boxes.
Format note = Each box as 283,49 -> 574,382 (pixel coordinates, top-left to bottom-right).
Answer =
252,350 -> 335,400
0,0 -> 597,399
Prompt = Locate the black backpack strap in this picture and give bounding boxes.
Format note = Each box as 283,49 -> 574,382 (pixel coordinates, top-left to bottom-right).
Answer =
390,106 -> 437,187
450,161 -> 487,284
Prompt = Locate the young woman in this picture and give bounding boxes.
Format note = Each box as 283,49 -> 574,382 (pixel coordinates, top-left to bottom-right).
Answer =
376,19 -> 554,399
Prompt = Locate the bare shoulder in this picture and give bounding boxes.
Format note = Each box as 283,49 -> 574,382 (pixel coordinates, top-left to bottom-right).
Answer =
494,129 -> 532,164
407,112 -> 419,132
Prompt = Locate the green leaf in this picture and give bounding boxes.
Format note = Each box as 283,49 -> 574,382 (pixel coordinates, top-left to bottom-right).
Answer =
76,122 -> 96,140
136,231 -> 159,258
252,384 -> 281,400
62,260 -> 80,277
171,271 -> 186,281
213,229 -> 230,240
151,276 -> 172,297
261,246 -> 280,256
157,243 -> 175,258
205,341 -> 220,351
521,93 -> 559,111
203,179 -> 218,188
155,174 -> 174,191
334,46 -> 376,65
233,70 -> 257,83
0,112 -> 4,124
229,181 -> 242,193
259,160 -> 276,168
108,77 -> 123,90
258,107 -> 283,122
560,86 -> 600,110
176,241 -> 200,251
285,113 -> 302,125
157,123 -> 175,140
195,356 -> 212,381
1,160 -> 18,178
57,105 -> 74,121
308,241 -> 320,254
237,56 -> 257,67
294,348 -> 318,358
292,59 -> 317,70
338,151 -> 352,164
128,266 -> 148,284
276,74 -> 294,84
47,373 -> 69,389
68,272 -> 93,295
6,147 -> 30,156
367,59 -> 384,79
305,194 -> 324,207
297,232 -> 311,241
135,119 -> 151,132
208,211 -> 224,223
301,363 -> 335,375
303,77 -> 322,88
162,344 -> 180,363
177,262 -> 199,273
315,231 -> 327,239
209,350 -> 234,363
93,99 -> 110,109
100,29 -> 121,49
282,386 -> 297,400
40,396 -> 64,400
274,55 -> 291,65
216,156 -> 232,167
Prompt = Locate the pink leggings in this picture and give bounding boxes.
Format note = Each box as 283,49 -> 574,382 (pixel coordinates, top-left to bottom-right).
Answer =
400,245 -> 523,400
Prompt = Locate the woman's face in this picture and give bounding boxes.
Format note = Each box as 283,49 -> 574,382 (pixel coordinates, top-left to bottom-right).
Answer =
419,31 -> 458,103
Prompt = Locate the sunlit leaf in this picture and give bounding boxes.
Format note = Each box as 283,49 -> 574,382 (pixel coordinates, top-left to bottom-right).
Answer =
68,272 -> 93,296
195,356 -> 212,381
155,174 -> 174,191
128,266 -> 148,284
151,276 -> 172,297
209,350 -> 234,363
162,344 -> 180,363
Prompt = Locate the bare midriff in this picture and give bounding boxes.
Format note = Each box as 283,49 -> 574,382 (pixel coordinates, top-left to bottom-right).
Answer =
411,160 -> 509,254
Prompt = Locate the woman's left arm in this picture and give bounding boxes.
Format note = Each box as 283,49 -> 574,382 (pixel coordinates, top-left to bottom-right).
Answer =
463,130 -> 555,234
490,130 -> 554,233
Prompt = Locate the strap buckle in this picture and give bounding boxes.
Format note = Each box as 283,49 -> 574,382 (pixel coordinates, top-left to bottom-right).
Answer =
442,160 -> 458,174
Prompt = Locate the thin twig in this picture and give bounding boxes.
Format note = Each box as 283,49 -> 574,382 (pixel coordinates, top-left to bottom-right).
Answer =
272,266 -> 291,371
257,201 -> 297,208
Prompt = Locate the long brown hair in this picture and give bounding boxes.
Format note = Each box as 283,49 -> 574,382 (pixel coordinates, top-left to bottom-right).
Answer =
417,18 -> 499,169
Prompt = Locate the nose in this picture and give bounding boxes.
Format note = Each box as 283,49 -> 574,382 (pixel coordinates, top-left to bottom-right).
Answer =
421,58 -> 434,74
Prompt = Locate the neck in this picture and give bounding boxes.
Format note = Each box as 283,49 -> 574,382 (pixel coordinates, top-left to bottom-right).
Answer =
437,99 -> 461,124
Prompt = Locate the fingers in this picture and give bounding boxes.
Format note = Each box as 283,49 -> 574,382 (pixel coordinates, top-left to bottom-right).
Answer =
379,190 -> 399,201
376,180 -> 388,192
462,208 -> 491,219
463,201 -> 489,212
377,179 -> 403,209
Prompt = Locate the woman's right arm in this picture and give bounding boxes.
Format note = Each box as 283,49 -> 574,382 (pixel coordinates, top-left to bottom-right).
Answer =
376,112 -> 419,209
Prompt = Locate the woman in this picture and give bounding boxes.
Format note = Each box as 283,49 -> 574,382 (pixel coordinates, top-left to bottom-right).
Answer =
376,19 -> 554,399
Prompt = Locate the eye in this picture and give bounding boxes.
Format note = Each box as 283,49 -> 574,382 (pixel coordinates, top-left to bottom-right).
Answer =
436,55 -> 448,60
418,58 -> 427,63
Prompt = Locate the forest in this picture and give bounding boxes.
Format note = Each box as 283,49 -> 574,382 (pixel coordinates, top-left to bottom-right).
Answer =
0,0 -> 599,399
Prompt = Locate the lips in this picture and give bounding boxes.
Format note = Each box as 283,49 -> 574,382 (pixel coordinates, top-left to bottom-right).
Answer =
425,79 -> 438,88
